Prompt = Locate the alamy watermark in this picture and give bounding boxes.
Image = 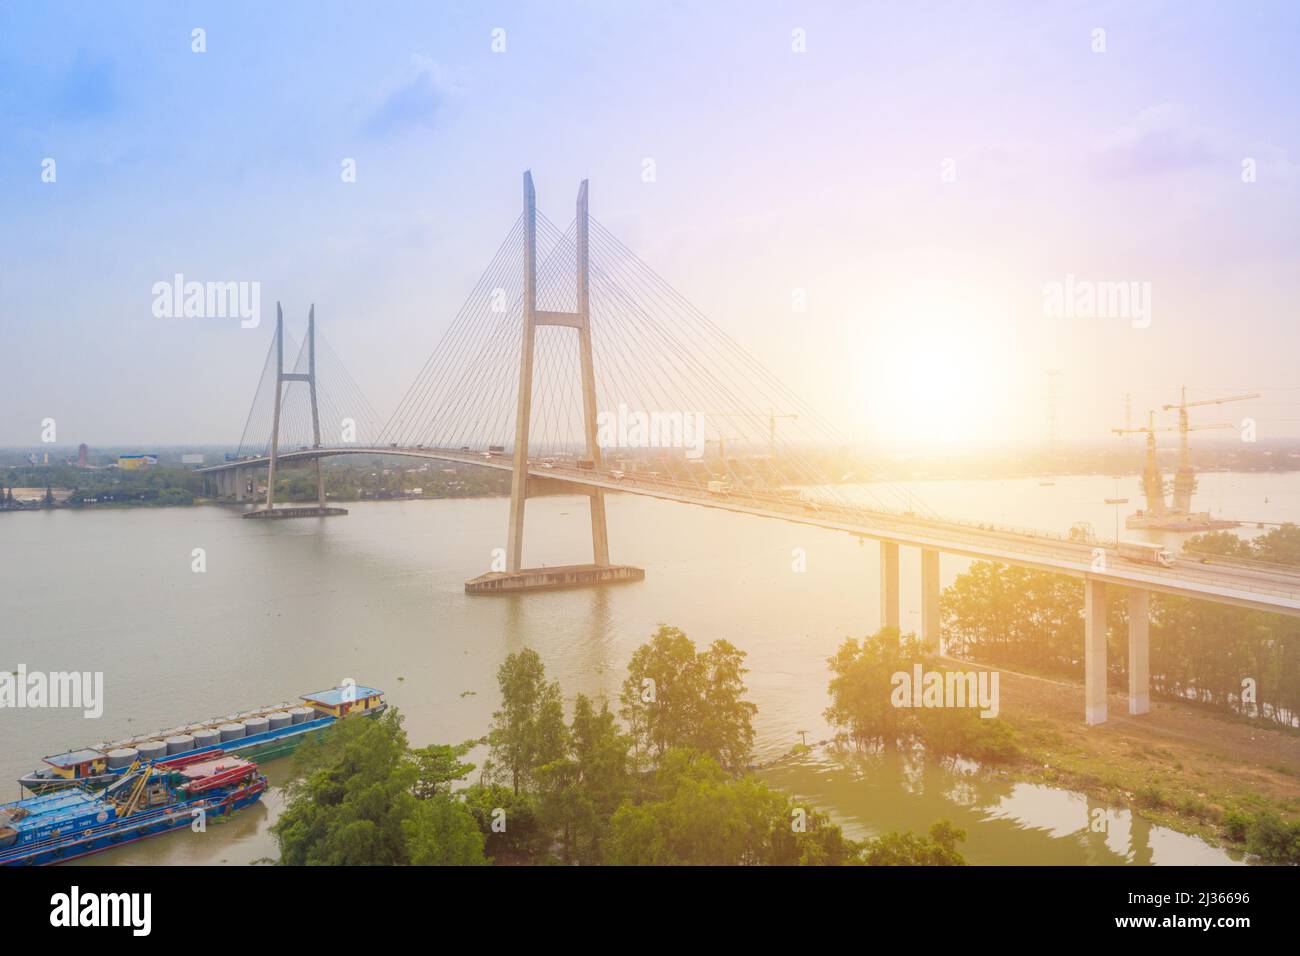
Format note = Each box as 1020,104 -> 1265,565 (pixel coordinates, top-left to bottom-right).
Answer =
1043,273 -> 1151,329
596,404 -> 706,459
50,886 -> 151,936
152,274 -> 261,328
1,666 -> 103,718
891,664 -> 999,718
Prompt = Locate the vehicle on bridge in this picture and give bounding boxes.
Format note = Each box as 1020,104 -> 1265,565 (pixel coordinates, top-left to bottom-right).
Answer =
1118,540 -> 1176,568
1069,521 -> 1097,544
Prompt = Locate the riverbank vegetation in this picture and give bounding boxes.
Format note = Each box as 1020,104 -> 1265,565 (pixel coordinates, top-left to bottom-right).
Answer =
822,627 -> 1299,864
942,524 -> 1300,728
926,533 -> 1300,863
1,458 -> 510,511
273,625 -> 966,866
3,464 -> 202,508
825,628 -> 1020,764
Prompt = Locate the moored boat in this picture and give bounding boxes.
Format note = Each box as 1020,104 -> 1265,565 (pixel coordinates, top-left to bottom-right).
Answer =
0,753 -> 267,866
18,683 -> 385,794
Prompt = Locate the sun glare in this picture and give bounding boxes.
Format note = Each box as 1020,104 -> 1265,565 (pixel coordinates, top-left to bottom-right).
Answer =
849,304 -> 1020,448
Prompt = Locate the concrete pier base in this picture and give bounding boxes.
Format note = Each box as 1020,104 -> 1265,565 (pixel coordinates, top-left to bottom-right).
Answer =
465,563 -> 644,594
242,506 -> 348,519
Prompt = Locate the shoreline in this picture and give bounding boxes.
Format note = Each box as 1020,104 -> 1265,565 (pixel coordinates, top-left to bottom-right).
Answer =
757,660 -> 1299,856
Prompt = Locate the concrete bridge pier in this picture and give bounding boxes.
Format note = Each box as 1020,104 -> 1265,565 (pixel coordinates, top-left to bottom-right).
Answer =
880,540 -> 900,631
235,467 -> 248,502
1084,577 -> 1108,725
1128,589 -> 1150,715
1085,580 -> 1152,725
921,548 -> 941,653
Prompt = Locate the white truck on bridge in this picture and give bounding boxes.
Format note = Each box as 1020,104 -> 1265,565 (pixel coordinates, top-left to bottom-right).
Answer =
1118,540 -> 1176,568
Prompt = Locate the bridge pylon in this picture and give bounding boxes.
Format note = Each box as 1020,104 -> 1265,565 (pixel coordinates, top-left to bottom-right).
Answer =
466,172 -> 642,593
243,303 -> 346,519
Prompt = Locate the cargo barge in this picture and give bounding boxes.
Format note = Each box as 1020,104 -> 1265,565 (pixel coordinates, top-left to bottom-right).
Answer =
19,683 -> 385,794
0,753 -> 267,866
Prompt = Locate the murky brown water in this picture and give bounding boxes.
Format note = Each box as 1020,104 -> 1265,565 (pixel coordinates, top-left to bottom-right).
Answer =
7,471 -> 1290,864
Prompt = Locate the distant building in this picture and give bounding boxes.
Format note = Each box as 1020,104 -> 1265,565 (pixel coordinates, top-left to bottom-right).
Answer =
77,443 -> 88,467
118,454 -> 158,471
181,453 -> 205,465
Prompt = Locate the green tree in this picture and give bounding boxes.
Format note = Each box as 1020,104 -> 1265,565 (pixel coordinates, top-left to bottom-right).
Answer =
536,694 -> 631,863
461,783 -> 547,863
861,820 -> 967,866
1183,530 -> 1251,559
273,709 -> 486,866
486,648 -> 569,794
824,628 -> 916,750
273,711 -> 419,865
402,797 -> 487,866
620,626 -> 757,771
604,748 -> 858,866
412,740 -> 476,799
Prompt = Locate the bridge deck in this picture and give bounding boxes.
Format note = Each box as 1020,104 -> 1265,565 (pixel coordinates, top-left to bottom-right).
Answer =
201,447 -> 1300,617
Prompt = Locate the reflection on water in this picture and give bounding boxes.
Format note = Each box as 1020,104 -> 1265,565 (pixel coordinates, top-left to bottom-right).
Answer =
761,749 -> 1242,866
6,471 -> 1288,865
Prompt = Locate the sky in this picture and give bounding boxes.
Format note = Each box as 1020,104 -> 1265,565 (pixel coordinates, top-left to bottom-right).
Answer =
1,0 -> 1298,450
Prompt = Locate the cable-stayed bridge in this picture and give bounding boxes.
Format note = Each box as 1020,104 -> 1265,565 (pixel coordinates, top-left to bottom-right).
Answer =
199,172 -> 1300,725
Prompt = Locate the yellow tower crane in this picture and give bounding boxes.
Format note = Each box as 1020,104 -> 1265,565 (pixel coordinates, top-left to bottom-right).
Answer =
698,409 -> 798,460
1111,411 -> 1231,517
1161,388 -> 1259,513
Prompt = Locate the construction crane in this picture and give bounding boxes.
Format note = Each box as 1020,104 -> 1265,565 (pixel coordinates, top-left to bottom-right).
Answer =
1111,411 -> 1231,516
699,409 -> 798,459
1161,387 -> 1258,513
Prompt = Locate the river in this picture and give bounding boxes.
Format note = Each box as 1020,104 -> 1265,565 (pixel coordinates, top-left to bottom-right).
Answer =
5,470 -> 1294,865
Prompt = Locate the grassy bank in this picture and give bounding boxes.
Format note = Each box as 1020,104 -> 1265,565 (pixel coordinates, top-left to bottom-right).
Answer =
978,660 -> 1299,858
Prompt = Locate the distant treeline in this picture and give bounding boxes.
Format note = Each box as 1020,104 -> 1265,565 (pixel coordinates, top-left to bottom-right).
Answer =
3,464 -> 202,507
941,525 -> 1300,727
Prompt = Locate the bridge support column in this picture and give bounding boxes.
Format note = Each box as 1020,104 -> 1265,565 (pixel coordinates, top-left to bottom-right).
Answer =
235,467 -> 247,502
1084,577 -> 1108,725
921,548 -> 941,653
880,540 -> 900,632
576,182 -> 610,568
240,304 -> 345,520
265,303 -> 283,511
504,173 -> 539,574
1128,589 -> 1150,716
307,306 -> 327,511
468,173 -> 640,594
